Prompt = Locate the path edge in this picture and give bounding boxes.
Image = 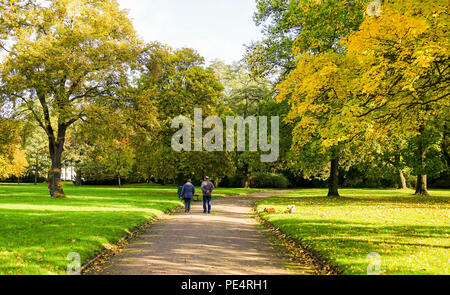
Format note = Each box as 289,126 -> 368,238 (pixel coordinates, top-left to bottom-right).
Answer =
252,201 -> 343,275
81,205 -> 184,275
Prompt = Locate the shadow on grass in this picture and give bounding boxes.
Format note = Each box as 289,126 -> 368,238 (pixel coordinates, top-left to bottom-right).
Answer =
259,189 -> 449,274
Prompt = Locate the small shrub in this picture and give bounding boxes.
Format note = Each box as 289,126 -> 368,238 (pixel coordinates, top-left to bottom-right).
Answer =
250,172 -> 291,188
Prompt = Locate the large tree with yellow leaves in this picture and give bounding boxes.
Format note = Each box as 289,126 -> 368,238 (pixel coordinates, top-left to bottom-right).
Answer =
276,0 -> 370,197
0,0 -> 142,197
345,0 -> 449,195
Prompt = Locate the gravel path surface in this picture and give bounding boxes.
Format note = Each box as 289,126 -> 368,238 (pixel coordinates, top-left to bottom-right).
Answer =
96,191 -> 313,275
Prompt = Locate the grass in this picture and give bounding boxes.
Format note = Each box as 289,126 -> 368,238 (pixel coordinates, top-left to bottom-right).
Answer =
0,182 -> 260,275
257,188 -> 450,275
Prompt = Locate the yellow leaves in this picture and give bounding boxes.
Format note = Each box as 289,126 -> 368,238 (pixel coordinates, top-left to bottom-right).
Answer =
0,144 -> 28,179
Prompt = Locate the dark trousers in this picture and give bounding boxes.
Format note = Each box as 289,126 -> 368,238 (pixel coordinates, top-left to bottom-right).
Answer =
184,198 -> 192,212
203,195 -> 212,213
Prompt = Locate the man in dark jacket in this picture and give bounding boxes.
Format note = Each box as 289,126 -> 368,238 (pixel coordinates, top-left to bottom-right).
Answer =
201,176 -> 215,214
181,179 -> 195,213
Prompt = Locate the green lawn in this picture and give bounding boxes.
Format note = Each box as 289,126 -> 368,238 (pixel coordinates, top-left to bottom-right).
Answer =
0,183 -> 259,275
257,189 -> 450,275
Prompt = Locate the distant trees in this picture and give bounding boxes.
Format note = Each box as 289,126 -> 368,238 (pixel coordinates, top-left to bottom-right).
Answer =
135,43 -> 233,185
0,118 -> 28,181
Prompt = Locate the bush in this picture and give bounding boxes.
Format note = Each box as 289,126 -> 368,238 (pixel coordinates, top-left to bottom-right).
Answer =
249,172 -> 291,188
220,174 -> 245,188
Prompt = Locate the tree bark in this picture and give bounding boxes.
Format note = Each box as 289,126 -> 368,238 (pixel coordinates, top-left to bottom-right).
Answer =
48,125 -> 67,198
118,175 -> 121,188
415,124 -> 429,196
75,168 -> 82,186
50,148 -> 65,197
176,173 -> 185,186
328,157 -> 340,197
399,170 -> 407,189
244,173 -> 251,189
34,156 -> 39,185
415,174 -> 429,196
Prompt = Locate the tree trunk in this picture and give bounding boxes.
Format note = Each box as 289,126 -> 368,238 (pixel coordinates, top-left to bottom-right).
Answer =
118,175 -> 121,188
48,125 -> 67,198
50,149 -> 65,198
75,168 -> 82,186
415,124 -> 429,196
214,178 -> 220,188
244,173 -> 251,189
34,156 -> 39,185
399,170 -> 407,189
328,157 -> 340,197
415,175 -> 429,196
176,173 -> 185,186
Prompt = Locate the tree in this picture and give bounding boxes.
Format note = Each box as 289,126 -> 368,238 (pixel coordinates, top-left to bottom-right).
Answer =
345,0 -> 450,195
135,43 -> 234,185
246,0 -> 368,80
251,0 -> 370,196
0,0 -> 141,197
245,0 -> 300,79
24,126 -> 49,185
9,147 -> 28,183
0,117 -> 28,180
277,52 -> 371,196
209,61 -> 278,187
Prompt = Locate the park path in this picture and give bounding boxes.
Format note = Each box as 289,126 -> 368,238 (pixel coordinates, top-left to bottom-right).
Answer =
96,191 -> 313,275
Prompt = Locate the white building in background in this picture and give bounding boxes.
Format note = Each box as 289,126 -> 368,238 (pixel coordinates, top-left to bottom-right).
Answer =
61,167 -> 76,181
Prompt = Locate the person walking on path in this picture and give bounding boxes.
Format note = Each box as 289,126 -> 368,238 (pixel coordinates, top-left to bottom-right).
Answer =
181,179 -> 195,213
201,176 -> 215,214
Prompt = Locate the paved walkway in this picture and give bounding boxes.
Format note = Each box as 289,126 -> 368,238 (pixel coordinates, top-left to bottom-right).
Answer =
96,191 -> 313,275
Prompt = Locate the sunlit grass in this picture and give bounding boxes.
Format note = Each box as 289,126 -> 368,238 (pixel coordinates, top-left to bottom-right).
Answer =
0,182 -> 259,275
257,188 -> 450,275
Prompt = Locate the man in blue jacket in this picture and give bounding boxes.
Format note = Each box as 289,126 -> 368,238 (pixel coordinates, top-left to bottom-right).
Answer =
201,176 -> 215,214
181,179 -> 195,213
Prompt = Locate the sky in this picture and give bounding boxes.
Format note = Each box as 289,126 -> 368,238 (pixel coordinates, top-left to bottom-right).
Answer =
117,0 -> 263,65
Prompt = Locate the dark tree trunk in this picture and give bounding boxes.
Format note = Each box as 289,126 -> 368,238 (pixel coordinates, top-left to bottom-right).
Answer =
75,168 -> 82,186
243,163 -> 251,188
328,157 -> 340,197
50,149 -> 65,197
48,125 -> 67,198
415,175 -> 429,196
442,124 -> 450,166
34,156 -> 39,185
399,170 -> 407,189
415,124 -> 429,196
244,173 -> 251,189
176,173 -> 185,186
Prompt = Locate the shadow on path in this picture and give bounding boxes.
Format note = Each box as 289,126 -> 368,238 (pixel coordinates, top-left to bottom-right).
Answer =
96,191 -> 313,275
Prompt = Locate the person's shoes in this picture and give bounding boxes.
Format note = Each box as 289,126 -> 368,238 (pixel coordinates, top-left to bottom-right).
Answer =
203,211 -> 207,214
208,212 -> 211,214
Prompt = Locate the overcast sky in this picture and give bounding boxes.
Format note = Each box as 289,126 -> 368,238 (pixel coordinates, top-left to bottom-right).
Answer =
117,0 -> 263,65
